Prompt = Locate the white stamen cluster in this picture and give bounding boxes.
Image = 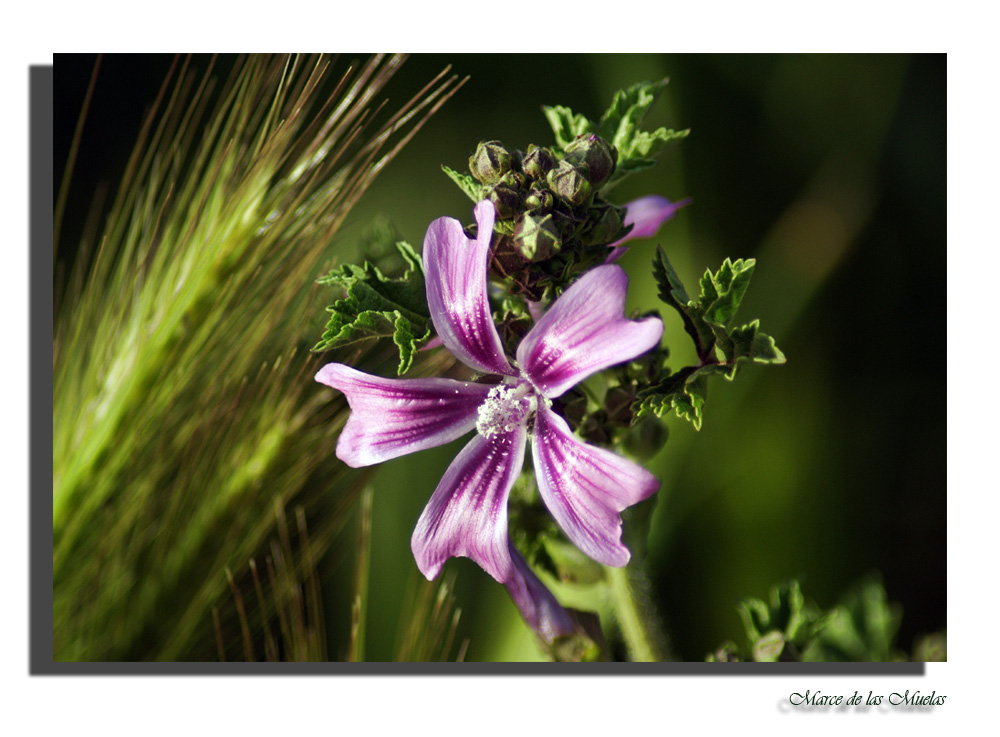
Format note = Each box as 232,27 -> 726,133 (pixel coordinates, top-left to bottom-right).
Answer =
476,384 -> 535,439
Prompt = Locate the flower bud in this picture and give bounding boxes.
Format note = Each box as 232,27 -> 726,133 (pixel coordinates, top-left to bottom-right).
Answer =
525,188 -> 555,212
522,144 -> 556,181
469,140 -> 514,184
513,211 -> 562,262
484,182 -> 522,219
564,134 -> 617,189
579,202 -> 626,246
546,160 -> 592,207
499,170 -> 529,192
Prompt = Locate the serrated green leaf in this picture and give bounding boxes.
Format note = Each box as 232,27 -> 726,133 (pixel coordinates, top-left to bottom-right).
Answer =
623,127 -> 689,161
728,320 -> 787,365
700,258 -> 756,326
542,105 -> 594,150
441,165 -> 482,203
389,312 -> 432,375
638,199 -> 783,433
751,330 -> 786,364
598,79 -> 670,151
652,248 -> 714,359
314,307 -> 431,375
670,373 -> 707,430
314,241 -> 431,374
594,79 -> 690,187
615,157 -> 660,176
634,368 -> 709,430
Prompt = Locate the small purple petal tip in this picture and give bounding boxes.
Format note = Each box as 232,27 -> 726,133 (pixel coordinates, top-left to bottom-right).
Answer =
606,195 -> 691,262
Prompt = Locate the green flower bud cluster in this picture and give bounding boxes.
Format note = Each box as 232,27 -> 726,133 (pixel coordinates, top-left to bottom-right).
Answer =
465,135 -> 627,300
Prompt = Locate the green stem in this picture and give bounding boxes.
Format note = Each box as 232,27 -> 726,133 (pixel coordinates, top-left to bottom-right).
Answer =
607,564 -> 670,662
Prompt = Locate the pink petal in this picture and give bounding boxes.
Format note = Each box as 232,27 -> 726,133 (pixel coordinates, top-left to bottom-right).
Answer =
315,363 -> 492,468
532,405 -> 660,567
411,427 -> 526,582
505,542 -> 580,643
424,201 -> 517,377
606,195 -> 691,263
516,264 -> 663,398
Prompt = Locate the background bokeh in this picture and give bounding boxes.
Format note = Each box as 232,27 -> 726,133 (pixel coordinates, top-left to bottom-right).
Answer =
55,53 -> 945,661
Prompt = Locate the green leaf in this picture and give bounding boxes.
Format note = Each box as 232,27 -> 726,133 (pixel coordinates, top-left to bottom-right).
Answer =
622,127 -> 689,161
313,241 -> 431,374
598,79 -> 669,150
699,258 -> 756,325
634,368 -> 709,430
542,105 -> 594,150
735,580 -> 826,661
727,320 -> 787,365
670,372 -> 707,429
615,157 -> 660,177
596,79 -> 689,186
441,165 -> 482,204
642,249 -> 786,428
652,247 -> 714,359
715,578 -> 918,663
803,576 -> 903,662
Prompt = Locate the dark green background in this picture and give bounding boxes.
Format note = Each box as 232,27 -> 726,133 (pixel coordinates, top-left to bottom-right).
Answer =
56,54 -> 945,661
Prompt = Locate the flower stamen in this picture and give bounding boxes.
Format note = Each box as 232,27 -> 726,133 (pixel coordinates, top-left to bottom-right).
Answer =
476,383 -> 535,438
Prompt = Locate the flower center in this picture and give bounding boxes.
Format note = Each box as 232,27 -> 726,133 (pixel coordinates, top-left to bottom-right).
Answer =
476,382 -> 536,439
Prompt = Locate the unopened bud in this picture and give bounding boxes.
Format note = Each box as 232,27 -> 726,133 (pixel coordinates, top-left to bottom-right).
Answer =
513,211 -> 562,262
499,170 -> 529,192
525,188 -> 555,212
564,134 -> 617,189
547,160 -> 593,207
522,144 -> 556,181
484,183 -> 522,219
579,203 -> 626,246
469,140 -> 514,184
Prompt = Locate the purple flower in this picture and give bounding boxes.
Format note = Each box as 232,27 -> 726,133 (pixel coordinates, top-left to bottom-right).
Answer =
606,194 -> 692,263
315,201 -> 663,584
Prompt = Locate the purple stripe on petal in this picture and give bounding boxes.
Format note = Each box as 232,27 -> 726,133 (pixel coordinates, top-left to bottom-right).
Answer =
411,427 -> 526,582
505,542 -> 580,643
315,363 -> 492,468
532,405 -> 660,567
516,264 -> 664,398
424,201 -> 516,377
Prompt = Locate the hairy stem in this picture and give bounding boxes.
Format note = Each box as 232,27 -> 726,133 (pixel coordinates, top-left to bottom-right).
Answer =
607,564 -> 671,662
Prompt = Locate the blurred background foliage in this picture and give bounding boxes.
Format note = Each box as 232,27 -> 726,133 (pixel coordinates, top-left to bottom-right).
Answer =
55,54 -> 944,662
